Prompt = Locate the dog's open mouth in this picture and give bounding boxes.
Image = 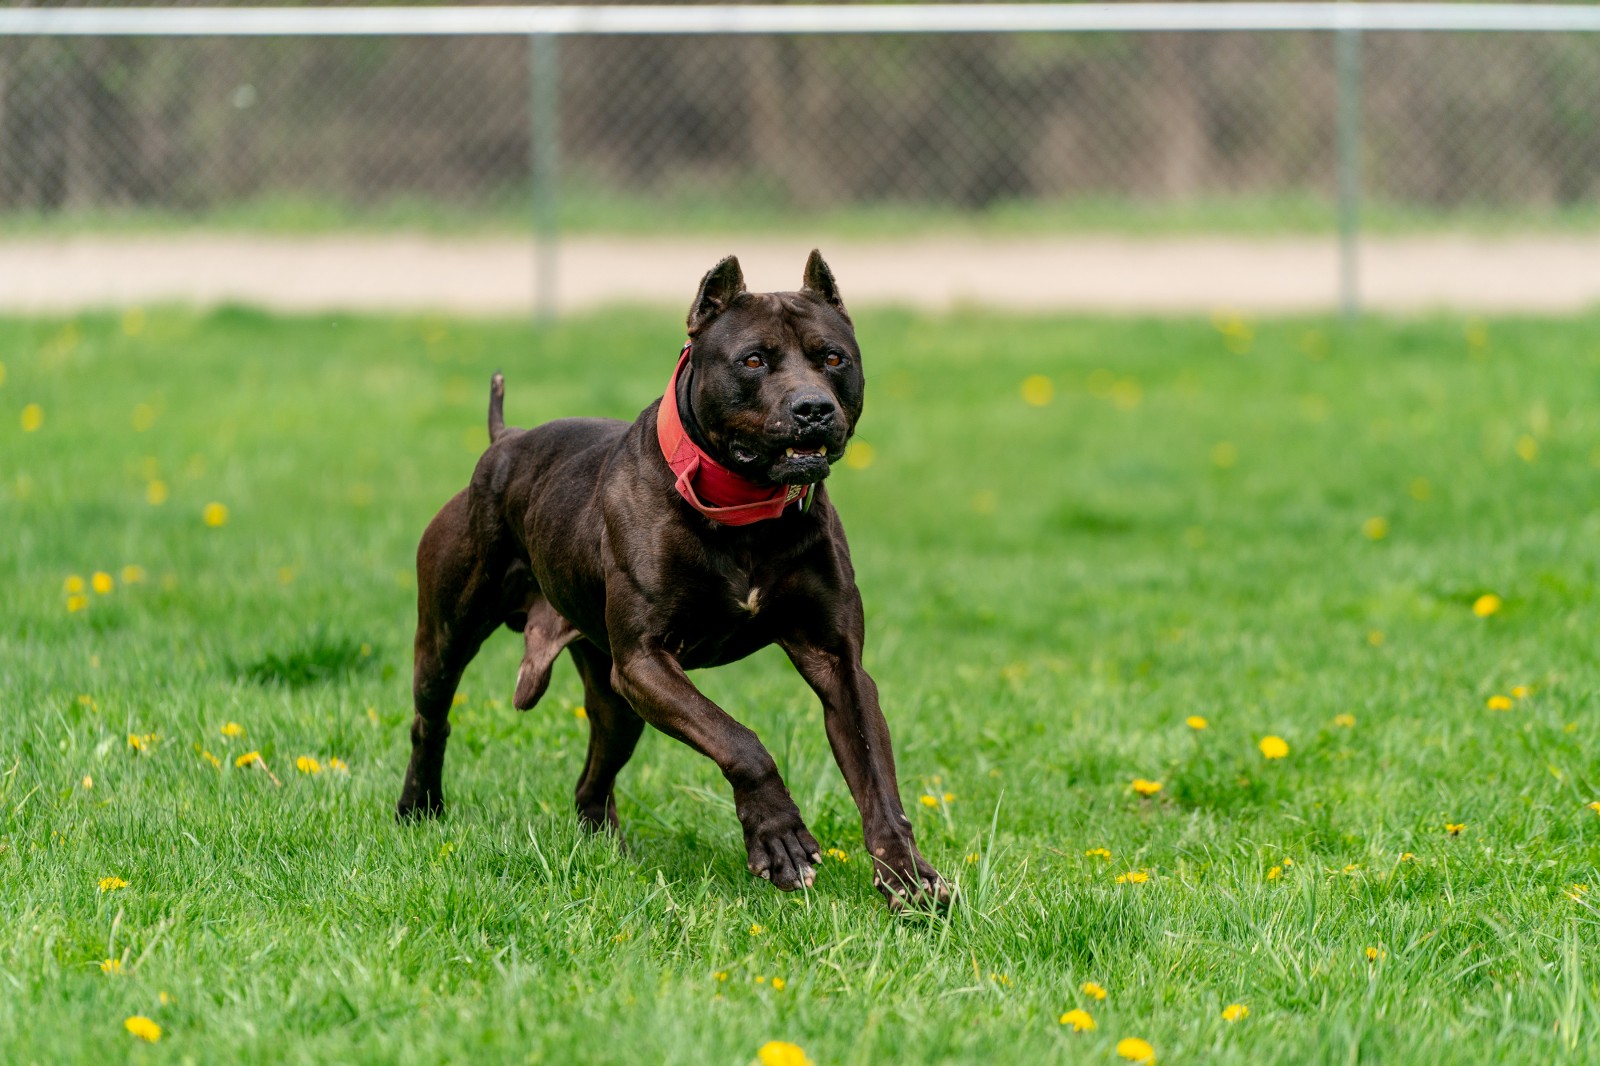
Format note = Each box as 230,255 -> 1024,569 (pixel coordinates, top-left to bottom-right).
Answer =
727,439 -> 838,485
768,441 -> 836,485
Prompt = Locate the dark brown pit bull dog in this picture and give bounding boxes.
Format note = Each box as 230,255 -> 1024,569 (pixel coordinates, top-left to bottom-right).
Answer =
396,251 -> 947,909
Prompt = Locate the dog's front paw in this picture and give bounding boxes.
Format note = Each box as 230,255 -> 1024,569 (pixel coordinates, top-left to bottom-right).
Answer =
740,802 -> 822,892
869,838 -> 949,912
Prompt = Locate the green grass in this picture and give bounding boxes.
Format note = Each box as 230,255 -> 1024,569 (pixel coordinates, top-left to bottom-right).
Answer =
4,305 -> 1600,1064
8,188 -> 1600,239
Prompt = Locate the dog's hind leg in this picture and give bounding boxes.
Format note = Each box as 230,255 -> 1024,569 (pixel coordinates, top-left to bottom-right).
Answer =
512,597 -> 578,710
567,640 -> 646,835
396,491 -> 510,821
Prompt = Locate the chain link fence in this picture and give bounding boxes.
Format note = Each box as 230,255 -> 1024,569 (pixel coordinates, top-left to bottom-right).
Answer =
4,4 -> 1600,236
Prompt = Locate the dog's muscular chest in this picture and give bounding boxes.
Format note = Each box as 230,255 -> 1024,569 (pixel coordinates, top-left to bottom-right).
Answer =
653,557 -> 793,669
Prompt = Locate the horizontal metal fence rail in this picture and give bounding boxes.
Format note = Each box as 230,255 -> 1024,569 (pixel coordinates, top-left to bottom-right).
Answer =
6,4 -> 1600,37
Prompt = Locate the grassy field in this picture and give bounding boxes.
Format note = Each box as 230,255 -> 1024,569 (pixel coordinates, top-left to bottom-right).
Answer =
3,304 -> 1599,1064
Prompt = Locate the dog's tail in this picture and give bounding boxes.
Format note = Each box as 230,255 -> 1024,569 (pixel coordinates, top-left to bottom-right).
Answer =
488,372 -> 510,443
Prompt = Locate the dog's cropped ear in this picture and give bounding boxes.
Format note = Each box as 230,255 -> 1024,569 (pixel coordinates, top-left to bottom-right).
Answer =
687,255 -> 747,336
801,249 -> 850,324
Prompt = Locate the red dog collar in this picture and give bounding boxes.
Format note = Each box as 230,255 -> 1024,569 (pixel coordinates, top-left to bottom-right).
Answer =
656,343 -> 811,526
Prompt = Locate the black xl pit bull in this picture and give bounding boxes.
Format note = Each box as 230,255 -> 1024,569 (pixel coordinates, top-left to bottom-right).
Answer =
396,251 -> 948,909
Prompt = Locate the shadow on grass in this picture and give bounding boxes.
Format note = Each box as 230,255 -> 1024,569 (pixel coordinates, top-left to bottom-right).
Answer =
236,630 -> 377,688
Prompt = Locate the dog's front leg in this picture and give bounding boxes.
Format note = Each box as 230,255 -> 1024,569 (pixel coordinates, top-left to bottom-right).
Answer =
782,614 -> 948,910
610,648 -> 821,891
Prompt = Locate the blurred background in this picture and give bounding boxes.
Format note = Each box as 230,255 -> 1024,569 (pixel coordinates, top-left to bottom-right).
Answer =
2,0 -> 1599,314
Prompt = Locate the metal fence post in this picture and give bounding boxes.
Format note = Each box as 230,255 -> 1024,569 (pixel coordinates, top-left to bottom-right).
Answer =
1335,23 -> 1362,320
530,33 -> 560,323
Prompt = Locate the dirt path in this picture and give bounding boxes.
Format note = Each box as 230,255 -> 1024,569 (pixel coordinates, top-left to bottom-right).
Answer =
3,233 -> 1597,315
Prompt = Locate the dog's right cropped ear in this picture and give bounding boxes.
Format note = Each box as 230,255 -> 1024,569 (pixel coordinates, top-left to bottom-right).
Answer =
687,255 -> 746,336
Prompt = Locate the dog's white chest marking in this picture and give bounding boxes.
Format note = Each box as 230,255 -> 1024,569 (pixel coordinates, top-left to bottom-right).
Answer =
740,587 -> 762,615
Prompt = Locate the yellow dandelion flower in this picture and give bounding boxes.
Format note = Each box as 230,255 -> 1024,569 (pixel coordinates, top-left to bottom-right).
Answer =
1343,863 -> 1361,875
1588,801 -> 1600,814
20,403 -> 43,432
99,958 -> 123,975
120,565 -> 146,584
919,794 -> 938,807
1185,715 -> 1208,730
296,755 -> 322,775
942,791 -> 955,803
1116,1037 -> 1156,1063
771,977 -> 786,991
64,574 -> 85,594
1115,871 -> 1150,884
1515,435 -> 1539,462
328,757 -> 348,772
1222,1003 -> 1249,1022
825,847 -> 849,862
1267,865 -> 1282,880
989,972 -> 1012,987
1085,847 -> 1112,859
81,775 -> 93,789
1131,778 -> 1162,797
98,876 -> 128,893
573,705 -> 587,719
159,991 -> 173,1006
123,1016 -> 161,1043
749,924 -> 765,936
1281,857 -> 1293,867
67,594 -> 89,613
126,733 -> 157,752
1020,375 -> 1054,407
1486,694 -> 1513,711
236,750 -> 261,768
1365,947 -> 1385,962
202,501 -> 229,527
1399,853 -> 1416,863
1333,714 -> 1356,728
844,440 -> 876,470
221,722 -> 245,738
1367,629 -> 1385,646
1259,735 -> 1289,759
1472,593 -> 1502,618
145,480 -> 168,506
757,1042 -> 813,1066
1060,1008 -> 1096,1032
965,852 -> 981,864
199,749 -> 221,769
1568,884 -> 1589,901
1361,516 -> 1389,541
714,970 -> 729,982
1510,685 -> 1529,699
1445,822 -> 1465,836
1081,981 -> 1107,1001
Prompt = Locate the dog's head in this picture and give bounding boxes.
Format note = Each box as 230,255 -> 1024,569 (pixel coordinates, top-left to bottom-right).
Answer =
681,250 -> 863,487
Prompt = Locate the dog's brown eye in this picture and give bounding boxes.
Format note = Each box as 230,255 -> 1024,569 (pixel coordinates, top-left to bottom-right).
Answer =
825,352 -> 845,368
742,354 -> 765,369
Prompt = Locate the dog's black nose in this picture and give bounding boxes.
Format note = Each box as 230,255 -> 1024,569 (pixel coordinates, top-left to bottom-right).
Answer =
790,393 -> 837,425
